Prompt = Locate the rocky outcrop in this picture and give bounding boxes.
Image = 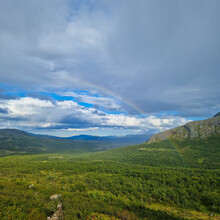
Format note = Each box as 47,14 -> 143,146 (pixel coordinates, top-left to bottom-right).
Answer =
47,194 -> 63,220
148,115 -> 220,144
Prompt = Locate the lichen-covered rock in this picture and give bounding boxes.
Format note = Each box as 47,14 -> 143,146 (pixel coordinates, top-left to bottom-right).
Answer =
148,116 -> 220,144
50,194 -> 61,200
28,184 -> 34,189
50,194 -> 59,200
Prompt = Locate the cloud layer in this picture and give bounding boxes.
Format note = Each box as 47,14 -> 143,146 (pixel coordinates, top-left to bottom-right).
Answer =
0,0 -> 219,135
0,96 -> 188,136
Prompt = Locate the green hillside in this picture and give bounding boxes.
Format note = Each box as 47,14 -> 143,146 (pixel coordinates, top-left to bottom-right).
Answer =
0,129 -> 118,157
0,134 -> 219,219
86,135 -> 220,169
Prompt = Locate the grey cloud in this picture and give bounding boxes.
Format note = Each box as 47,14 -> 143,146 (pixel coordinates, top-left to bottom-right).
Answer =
92,109 -> 106,116
0,93 -> 17,100
99,0 -> 220,117
0,115 -> 28,122
27,92 -> 55,103
0,0 -> 219,118
0,107 -> 9,114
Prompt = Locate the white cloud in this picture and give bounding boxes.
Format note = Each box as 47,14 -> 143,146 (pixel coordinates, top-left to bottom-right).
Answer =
0,97 -> 189,135
62,127 -> 99,132
59,91 -> 121,110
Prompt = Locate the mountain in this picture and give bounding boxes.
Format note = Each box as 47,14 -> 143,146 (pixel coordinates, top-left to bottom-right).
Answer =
0,129 -> 105,157
66,133 -> 151,144
91,115 -> 220,169
30,132 -> 151,146
0,129 -> 151,157
148,114 -> 220,144
0,128 -> 29,138
66,134 -> 108,140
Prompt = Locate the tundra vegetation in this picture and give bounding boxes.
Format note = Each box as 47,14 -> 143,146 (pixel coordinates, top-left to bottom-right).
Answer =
0,134 -> 219,220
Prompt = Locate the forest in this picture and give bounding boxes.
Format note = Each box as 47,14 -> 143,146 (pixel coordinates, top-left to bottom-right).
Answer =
0,136 -> 219,219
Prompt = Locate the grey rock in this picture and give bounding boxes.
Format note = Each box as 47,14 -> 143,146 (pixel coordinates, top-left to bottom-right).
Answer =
28,184 -> 34,189
148,116 -> 220,144
50,194 -> 60,200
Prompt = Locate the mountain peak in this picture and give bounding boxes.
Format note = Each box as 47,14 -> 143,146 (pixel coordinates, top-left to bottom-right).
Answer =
148,116 -> 220,144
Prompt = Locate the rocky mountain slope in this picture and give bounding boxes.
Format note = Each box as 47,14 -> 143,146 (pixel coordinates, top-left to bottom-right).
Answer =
148,113 -> 220,144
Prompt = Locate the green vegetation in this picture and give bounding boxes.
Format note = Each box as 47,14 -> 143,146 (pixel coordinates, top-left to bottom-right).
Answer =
0,129 -> 145,157
85,135 -> 220,169
0,135 -> 219,219
0,129 -> 114,157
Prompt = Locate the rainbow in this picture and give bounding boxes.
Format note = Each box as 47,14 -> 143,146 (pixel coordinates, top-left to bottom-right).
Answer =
66,76 -> 145,115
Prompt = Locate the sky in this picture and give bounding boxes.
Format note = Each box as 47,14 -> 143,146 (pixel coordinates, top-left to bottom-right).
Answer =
0,0 -> 219,137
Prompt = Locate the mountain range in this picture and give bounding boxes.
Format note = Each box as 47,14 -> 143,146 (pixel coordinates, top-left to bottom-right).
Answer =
0,129 -> 150,157
0,113 -> 219,163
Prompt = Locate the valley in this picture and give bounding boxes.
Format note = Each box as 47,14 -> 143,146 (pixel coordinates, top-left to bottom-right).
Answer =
0,116 -> 219,219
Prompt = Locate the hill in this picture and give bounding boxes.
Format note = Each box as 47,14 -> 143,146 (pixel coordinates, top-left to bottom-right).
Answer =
0,129 -> 108,156
0,129 -> 150,157
148,115 -> 220,144
66,133 -> 151,144
85,115 -> 220,169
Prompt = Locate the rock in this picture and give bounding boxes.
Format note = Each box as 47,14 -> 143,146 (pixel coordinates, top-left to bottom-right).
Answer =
148,116 -> 220,144
50,194 -> 59,200
48,195 -> 63,220
28,184 -> 34,189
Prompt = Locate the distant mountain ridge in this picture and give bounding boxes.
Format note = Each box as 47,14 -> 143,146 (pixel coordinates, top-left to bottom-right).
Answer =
148,113 -> 220,144
66,133 -> 151,144
0,129 -> 151,156
28,132 -> 151,144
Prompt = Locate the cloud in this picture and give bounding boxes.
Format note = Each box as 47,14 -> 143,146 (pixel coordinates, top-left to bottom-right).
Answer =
0,107 -> 9,114
59,91 -> 121,110
0,0 -> 219,123
0,97 -> 189,135
62,127 -> 99,132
